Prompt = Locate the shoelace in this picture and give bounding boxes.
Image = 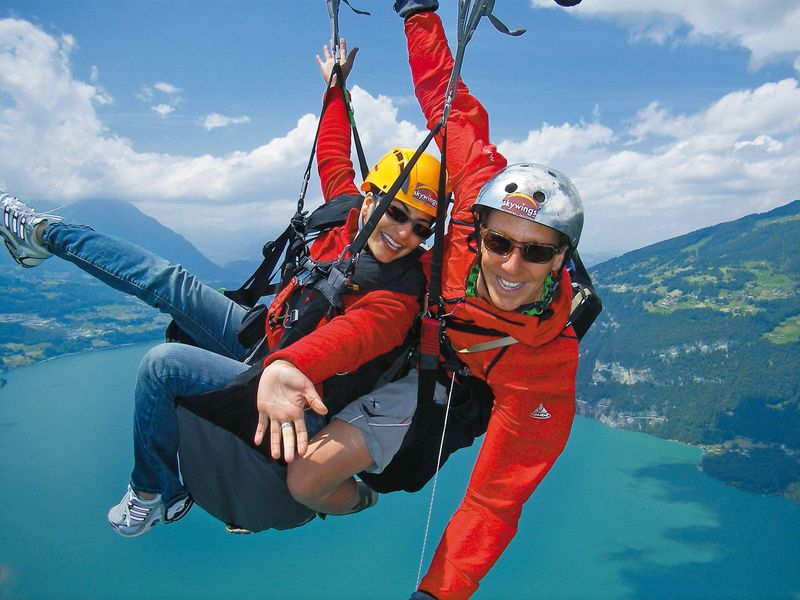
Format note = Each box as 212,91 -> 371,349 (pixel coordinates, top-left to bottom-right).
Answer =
2,196 -> 63,236
123,492 -> 156,526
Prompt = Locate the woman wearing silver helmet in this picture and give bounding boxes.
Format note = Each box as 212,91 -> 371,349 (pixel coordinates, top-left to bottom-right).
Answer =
393,3 -> 584,598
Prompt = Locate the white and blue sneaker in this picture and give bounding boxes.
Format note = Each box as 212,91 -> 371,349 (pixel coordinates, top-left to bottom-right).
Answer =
0,190 -> 61,268
107,485 -> 193,538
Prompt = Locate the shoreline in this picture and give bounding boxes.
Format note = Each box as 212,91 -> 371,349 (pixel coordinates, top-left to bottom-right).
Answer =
4,342 -> 798,503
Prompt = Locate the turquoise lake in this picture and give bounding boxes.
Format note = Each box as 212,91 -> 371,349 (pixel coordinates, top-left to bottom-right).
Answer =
1,343 -> 798,599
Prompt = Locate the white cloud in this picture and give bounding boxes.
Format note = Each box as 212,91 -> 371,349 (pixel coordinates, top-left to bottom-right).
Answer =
88,65 -> 113,106
137,85 -> 153,103
562,79 -> 800,255
533,0 -> 800,68
154,81 -> 181,96
734,135 -> 782,153
490,71 -> 800,256
151,103 -> 174,117
202,112 -> 251,130
138,80 -> 181,116
348,85 -> 430,151
498,121 -> 615,166
2,15 -> 798,261
0,18 -> 429,259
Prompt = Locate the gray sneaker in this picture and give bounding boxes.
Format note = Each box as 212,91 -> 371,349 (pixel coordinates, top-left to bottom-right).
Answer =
107,485 -> 193,538
0,190 -> 61,268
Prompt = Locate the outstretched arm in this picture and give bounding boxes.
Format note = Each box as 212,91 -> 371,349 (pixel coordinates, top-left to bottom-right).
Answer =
253,359 -> 327,462
418,344 -> 577,598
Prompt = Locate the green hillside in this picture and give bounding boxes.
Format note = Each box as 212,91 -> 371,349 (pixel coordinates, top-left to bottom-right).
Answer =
0,199 -> 254,370
0,266 -> 170,368
578,200 -> 800,499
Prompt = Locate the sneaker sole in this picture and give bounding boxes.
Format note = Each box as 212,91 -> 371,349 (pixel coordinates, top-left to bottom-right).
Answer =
1,232 -> 48,268
225,523 -> 253,535
165,496 -> 194,523
108,517 -> 162,538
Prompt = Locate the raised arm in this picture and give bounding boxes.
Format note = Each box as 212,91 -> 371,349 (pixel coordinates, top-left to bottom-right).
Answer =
404,11 -> 507,220
316,38 -> 361,201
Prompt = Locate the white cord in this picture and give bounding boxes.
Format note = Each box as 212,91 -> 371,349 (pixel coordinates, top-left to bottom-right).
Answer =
415,375 -> 457,588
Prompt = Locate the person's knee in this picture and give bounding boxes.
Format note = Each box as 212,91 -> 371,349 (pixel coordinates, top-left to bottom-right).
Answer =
135,343 -> 191,399
286,460 -> 326,506
138,344 -> 176,378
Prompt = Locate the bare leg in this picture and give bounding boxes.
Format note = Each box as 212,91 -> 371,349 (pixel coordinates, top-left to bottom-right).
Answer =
286,419 -> 373,514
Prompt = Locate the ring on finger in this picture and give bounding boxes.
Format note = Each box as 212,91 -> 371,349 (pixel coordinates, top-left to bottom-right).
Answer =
280,422 -> 293,431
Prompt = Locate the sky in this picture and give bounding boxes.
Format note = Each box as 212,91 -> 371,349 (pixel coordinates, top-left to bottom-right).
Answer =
1,0 -> 799,264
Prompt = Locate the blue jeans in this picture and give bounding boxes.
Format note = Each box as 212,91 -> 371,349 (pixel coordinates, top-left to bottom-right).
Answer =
41,222 -> 274,504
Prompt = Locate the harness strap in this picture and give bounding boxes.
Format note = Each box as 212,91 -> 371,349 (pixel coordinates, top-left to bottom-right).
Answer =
327,0 -> 370,63
415,372 -> 457,588
417,0 -> 525,404
417,129 -> 451,405
327,0 -> 371,177
456,335 -> 518,354
347,125 -> 442,260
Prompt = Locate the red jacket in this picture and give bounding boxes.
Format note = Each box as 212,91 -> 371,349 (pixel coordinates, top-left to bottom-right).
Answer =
407,13 -> 579,599
264,87 -> 422,386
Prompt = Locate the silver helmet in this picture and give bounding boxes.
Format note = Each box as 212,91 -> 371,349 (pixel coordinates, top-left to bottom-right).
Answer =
473,163 -> 583,249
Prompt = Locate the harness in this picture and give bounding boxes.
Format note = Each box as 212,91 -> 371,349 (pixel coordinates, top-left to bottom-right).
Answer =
171,0 -> 598,537
170,0 -> 444,534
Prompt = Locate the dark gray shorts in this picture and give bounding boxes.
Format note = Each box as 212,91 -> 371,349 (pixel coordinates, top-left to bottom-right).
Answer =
333,370 -> 419,474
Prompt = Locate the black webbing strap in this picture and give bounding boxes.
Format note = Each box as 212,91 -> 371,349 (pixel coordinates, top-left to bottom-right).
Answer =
417,130 -> 450,404
327,0 -> 371,178
223,57 -> 369,307
415,0 -> 526,404
223,226 -> 293,307
341,83 -> 369,178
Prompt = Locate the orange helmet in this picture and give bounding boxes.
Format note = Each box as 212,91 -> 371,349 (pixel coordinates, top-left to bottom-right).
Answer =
360,147 -> 448,218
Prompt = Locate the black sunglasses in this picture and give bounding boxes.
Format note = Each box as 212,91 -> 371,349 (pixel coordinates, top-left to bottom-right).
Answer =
480,228 -> 564,263
384,203 -> 434,239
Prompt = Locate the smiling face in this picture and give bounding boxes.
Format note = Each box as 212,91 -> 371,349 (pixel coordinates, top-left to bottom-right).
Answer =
476,209 -> 567,312
361,192 -> 434,264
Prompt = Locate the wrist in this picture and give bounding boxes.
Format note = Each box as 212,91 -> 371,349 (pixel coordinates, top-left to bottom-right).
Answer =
394,0 -> 438,18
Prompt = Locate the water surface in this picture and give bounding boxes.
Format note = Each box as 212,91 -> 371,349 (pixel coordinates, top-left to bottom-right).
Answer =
1,344 -> 798,599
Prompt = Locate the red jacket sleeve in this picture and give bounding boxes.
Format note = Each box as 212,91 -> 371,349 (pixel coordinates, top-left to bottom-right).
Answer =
404,12 -> 506,224
405,11 -> 506,294
265,289 -> 419,384
317,87 -> 360,201
419,340 -> 578,599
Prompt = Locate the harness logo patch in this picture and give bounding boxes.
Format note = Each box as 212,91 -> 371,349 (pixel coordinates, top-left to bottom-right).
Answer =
530,403 -> 551,420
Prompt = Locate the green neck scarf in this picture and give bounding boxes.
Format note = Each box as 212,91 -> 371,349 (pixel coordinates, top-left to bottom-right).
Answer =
467,265 -> 557,316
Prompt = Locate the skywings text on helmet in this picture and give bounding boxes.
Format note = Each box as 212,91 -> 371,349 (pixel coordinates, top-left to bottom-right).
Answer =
501,189 -> 547,220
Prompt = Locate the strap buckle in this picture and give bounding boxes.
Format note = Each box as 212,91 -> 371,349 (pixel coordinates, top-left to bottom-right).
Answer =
283,309 -> 300,328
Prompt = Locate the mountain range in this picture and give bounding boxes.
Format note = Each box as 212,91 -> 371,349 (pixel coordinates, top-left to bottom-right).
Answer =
0,199 -> 260,368
1,198 -> 798,497
578,200 -> 800,499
